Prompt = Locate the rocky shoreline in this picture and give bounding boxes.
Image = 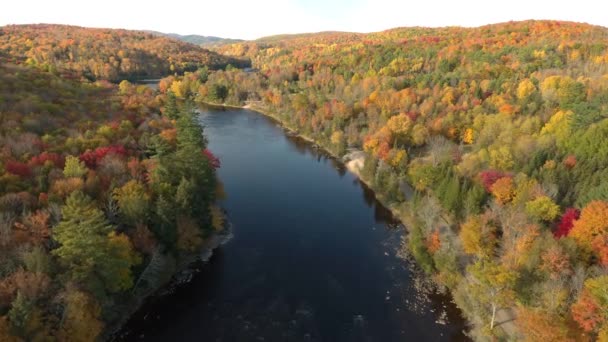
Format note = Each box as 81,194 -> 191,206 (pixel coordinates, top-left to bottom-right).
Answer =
107,215 -> 233,341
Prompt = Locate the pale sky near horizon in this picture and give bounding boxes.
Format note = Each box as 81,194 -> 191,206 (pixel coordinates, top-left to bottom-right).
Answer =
1,0 -> 606,40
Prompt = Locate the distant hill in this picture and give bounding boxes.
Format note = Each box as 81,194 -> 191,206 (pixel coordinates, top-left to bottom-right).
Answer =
255,31 -> 361,43
0,24 -> 249,81
146,30 -> 244,47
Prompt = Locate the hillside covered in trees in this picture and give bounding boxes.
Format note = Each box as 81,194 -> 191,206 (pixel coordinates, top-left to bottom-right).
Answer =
0,24 -> 248,81
166,20 -> 608,340
0,44 -> 223,339
145,31 -> 244,47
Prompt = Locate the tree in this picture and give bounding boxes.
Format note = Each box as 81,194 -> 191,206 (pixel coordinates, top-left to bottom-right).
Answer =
197,66 -> 209,83
164,91 -> 179,119
170,80 -> 186,98
411,124 -> 429,146
554,208 -> 579,238
0,315 -> 21,342
426,230 -> 441,254
386,113 -> 412,144
459,214 -> 497,257
517,79 -> 537,101
540,244 -> 572,280
52,191 -> 140,293
525,196 -> 560,221
462,128 -> 474,144
103,232 -> 141,292
5,161 -> 32,179
208,84 -> 228,103
330,130 -> 346,155
202,149 -> 221,169
113,180 -> 150,224
572,276 -> 608,333
490,177 -> 515,205
176,216 -> 203,252
570,201 -> 608,253
7,292 -> 32,337
175,177 -> 195,213
57,288 -> 103,342
516,307 -> 572,342
63,156 -> 87,178
408,161 -> 439,192
467,259 -> 517,330
478,169 -> 507,192
592,234 -> 608,267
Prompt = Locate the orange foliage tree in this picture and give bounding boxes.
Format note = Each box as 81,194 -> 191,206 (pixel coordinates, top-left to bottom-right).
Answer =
570,201 -> 608,254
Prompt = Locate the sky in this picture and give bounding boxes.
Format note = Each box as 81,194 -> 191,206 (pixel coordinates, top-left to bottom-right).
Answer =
1,0 -> 606,40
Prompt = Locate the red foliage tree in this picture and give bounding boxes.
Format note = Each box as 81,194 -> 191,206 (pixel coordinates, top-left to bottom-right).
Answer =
5,160 -> 32,178
478,169 -> 508,192
28,152 -> 64,168
554,208 -> 580,238
563,155 -> 577,169
202,149 -> 221,169
79,145 -> 127,168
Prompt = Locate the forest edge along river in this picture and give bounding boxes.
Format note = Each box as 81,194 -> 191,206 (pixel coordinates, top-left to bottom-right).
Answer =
116,107 -> 468,341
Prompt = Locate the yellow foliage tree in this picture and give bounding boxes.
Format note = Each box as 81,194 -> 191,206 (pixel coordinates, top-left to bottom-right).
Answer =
386,113 -> 412,137
462,128 -> 474,144
411,124 -> 429,146
460,214 -> 497,257
330,130 -> 344,146
170,80 -> 185,98
58,289 -> 103,342
388,149 -> 407,168
517,79 -> 537,100
176,216 -> 203,252
210,205 -> 224,231
489,146 -> 514,171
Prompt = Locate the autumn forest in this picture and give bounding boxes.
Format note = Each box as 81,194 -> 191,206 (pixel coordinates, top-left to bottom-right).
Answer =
1,19 -> 608,341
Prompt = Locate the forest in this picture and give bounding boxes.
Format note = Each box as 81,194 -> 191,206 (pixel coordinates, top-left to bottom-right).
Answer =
2,19 -> 608,341
161,20 -> 608,341
0,28 -> 224,340
0,24 -> 249,81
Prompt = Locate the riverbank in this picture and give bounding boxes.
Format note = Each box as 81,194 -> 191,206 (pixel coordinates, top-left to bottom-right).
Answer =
199,100 -> 519,340
199,101 -> 408,224
108,214 -> 233,340
120,107 -> 468,340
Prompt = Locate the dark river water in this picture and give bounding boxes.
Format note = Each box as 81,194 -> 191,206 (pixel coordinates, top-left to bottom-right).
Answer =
117,108 -> 468,341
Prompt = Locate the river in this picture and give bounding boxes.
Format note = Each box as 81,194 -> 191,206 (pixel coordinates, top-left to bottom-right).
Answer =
116,108 -> 468,341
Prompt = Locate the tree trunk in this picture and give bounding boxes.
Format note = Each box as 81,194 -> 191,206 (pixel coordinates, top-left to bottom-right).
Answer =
490,303 -> 497,330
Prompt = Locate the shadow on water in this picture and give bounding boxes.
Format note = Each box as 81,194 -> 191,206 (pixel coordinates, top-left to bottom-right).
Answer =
115,108 -> 469,342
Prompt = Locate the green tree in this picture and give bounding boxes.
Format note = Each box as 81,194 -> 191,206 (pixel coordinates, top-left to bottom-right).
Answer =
197,66 -> 209,83
208,84 -> 228,103
7,292 -> 32,337
361,154 -> 378,182
175,177 -> 195,213
63,156 -> 87,178
164,91 -> 179,120
52,191 -> 140,293
525,196 -> 560,221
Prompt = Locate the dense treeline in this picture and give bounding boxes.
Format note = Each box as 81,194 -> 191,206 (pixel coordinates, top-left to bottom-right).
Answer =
145,31 -> 244,47
0,57 -> 222,341
168,20 -> 608,340
0,24 -> 249,81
